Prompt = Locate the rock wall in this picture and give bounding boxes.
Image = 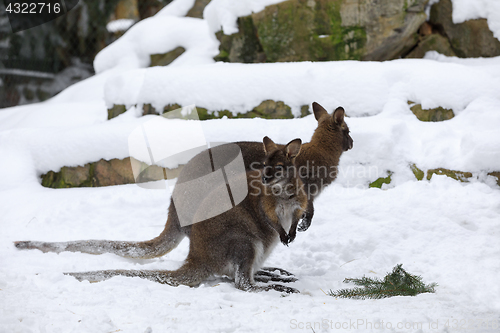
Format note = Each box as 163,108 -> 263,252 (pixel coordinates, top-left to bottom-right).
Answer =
213,0 -> 500,63
429,0 -> 500,58
41,158 -> 183,188
215,0 -> 429,63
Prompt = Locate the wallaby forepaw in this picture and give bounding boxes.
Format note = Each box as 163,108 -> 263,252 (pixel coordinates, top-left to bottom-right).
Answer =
297,218 -> 311,232
280,234 -> 290,246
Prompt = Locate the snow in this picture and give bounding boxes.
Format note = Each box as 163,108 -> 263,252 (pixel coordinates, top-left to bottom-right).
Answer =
94,16 -> 218,73
106,19 -> 135,33
450,0 -> 500,39
103,58 -> 500,119
425,0 -> 500,41
1,0 -> 500,331
204,0 -> 287,34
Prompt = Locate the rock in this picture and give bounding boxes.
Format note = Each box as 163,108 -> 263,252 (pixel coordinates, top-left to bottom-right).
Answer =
215,16 -> 266,63
41,158 -> 184,188
114,0 -> 139,20
411,164 -> 425,181
405,33 -> 456,58
369,171 -> 393,188
429,0 -> 500,58
244,100 -> 293,119
108,104 -> 127,119
409,102 -> 454,121
186,0 -> 211,19
94,159 -> 128,187
150,47 -> 186,67
300,105 -> 311,118
426,168 -> 472,182
115,100 -> 296,120
488,172 -> 500,187
138,0 -> 170,19
355,0 -> 428,61
142,104 -> 158,116
41,164 -> 91,188
216,0 -> 428,63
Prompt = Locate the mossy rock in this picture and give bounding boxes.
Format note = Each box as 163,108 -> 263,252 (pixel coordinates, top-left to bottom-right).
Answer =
369,171 -> 392,188
40,157 -> 185,188
243,100 -> 293,119
150,47 -> 185,67
142,103 -> 159,116
41,164 -> 92,188
405,33 -> 456,58
408,102 -> 454,122
411,164 -> 425,181
300,105 -> 311,117
251,0 -> 367,62
108,104 -> 127,119
426,168 -> 472,182
214,16 -> 266,63
214,0 -> 427,63
136,100 -> 296,120
429,0 -> 500,58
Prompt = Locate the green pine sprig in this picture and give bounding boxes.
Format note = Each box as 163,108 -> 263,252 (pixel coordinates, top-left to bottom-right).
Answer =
328,264 -> 437,300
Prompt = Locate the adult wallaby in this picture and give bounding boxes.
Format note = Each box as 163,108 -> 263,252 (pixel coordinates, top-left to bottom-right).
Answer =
235,102 -> 353,231
16,102 -> 351,263
60,137 -> 307,292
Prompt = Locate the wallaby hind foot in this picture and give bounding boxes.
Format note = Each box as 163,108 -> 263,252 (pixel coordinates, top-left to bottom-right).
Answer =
254,271 -> 297,283
66,261 -> 210,287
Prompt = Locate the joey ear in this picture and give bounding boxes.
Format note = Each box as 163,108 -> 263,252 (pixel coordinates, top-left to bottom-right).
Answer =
312,102 -> 328,121
333,106 -> 345,124
285,138 -> 302,159
263,136 -> 278,154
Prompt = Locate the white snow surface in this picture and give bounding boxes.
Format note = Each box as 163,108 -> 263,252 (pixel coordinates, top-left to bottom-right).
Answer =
450,0 -> 500,39
204,0 -> 286,34
1,0 -> 500,330
94,16 -> 218,73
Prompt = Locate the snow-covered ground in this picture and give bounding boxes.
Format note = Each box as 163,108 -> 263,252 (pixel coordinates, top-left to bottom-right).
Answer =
1,0 -> 500,332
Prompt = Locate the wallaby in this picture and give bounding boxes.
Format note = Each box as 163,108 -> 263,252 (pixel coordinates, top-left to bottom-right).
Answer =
15,102 -> 352,271
60,137 -> 306,292
235,102 -> 353,231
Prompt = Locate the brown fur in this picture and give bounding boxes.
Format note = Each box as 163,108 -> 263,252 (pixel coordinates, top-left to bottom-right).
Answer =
19,138 -> 307,292
15,102 -> 352,261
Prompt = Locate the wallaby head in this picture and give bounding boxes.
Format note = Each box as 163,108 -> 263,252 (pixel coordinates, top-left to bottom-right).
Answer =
261,136 -> 302,189
312,102 -> 353,152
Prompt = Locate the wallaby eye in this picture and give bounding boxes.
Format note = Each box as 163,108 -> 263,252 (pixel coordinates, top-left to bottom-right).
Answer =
275,165 -> 284,171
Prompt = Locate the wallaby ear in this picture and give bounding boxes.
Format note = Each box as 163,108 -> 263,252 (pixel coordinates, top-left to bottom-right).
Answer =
263,136 -> 278,154
285,138 -> 302,159
312,102 -> 329,121
333,106 -> 345,124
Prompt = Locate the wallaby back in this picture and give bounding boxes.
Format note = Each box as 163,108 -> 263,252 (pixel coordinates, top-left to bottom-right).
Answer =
15,102 -> 352,260
67,137 -> 307,293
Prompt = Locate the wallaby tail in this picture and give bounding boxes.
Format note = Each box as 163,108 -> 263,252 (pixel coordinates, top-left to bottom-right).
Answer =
66,260 -> 211,287
14,200 -> 185,259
